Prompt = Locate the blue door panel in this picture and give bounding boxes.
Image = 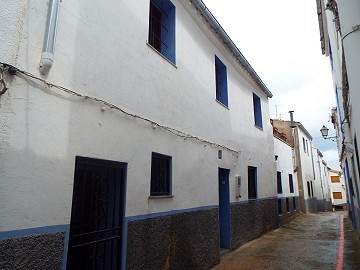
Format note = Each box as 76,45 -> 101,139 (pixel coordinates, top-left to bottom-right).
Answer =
218,168 -> 231,249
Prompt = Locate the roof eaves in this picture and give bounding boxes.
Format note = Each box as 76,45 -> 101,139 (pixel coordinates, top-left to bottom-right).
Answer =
189,0 -> 273,98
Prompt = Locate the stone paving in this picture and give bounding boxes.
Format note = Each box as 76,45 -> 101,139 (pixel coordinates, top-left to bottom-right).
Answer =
213,211 -> 360,270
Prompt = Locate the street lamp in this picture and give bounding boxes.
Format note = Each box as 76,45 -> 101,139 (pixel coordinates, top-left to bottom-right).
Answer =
320,125 -> 337,141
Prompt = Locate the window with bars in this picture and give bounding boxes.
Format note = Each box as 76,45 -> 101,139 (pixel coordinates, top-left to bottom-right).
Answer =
215,55 -> 228,107
248,166 -> 257,199
148,0 -> 176,64
277,171 -> 282,194
289,174 -> 294,193
253,93 -> 263,128
150,152 -> 172,196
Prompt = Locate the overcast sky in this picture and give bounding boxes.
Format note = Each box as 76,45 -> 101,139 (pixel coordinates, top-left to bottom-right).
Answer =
202,0 -> 340,170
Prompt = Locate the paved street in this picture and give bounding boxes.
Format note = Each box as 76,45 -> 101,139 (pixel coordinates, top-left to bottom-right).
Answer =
213,211 -> 360,270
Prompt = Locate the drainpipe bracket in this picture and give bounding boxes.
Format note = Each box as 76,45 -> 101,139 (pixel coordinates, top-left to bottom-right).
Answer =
39,52 -> 54,75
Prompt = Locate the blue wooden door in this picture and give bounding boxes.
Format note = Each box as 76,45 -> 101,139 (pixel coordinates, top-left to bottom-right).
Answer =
218,168 -> 231,249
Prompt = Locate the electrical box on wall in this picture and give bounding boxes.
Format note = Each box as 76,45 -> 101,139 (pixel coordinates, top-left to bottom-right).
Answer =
235,176 -> 241,198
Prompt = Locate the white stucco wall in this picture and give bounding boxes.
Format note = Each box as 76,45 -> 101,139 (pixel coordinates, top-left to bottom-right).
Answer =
322,0 -> 360,215
0,0 -> 275,231
329,171 -> 347,206
0,0 -> 28,65
297,127 -> 315,200
337,0 -> 360,158
274,137 -> 298,198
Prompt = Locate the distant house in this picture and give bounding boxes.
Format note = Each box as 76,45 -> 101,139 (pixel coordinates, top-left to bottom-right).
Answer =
329,170 -> 347,210
271,119 -> 332,214
273,127 -> 300,223
0,1 -> 278,269
312,150 -> 332,211
316,0 -> 360,232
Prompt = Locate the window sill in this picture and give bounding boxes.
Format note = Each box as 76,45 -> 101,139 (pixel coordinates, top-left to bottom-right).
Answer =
146,42 -> 177,69
148,195 -> 174,199
248,198 -> 257,202
254,125 -> 263,131
215,99 -> 229,110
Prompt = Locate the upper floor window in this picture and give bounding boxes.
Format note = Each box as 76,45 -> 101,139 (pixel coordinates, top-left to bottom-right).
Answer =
150,152 -> 172,196
248,166 -> 257,199
331,175 -> 340,183
302,137 -> 306,153
253,93 -> 263,128
289,174 -> 294,193
277,171 -> 282,194
148,0 -> 176,64
306,140 -> 309,155
215,55 -> 228,107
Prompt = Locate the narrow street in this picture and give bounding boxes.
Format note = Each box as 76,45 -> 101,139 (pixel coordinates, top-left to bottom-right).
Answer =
214,211 -> 360,270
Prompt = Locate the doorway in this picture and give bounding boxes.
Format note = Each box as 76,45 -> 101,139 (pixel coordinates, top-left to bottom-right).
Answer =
218,168 -> 231,250
66,156 -> 127,270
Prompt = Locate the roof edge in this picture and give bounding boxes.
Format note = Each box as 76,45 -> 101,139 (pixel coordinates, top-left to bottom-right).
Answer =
189,0 -> 273,98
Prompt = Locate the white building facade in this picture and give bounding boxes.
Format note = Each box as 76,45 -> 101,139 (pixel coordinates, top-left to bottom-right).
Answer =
316,0 -> 360,233
0,1 -> 277,269
271,119 -> 332,214
329,170 -> 347,209
312,149 -> 332,211
273,134 -> 300,223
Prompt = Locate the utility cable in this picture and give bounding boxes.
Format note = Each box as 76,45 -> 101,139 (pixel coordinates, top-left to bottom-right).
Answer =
0,62 -> 240,155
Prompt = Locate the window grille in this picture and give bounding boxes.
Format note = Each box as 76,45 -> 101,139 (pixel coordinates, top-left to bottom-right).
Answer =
151,152 -> 171,196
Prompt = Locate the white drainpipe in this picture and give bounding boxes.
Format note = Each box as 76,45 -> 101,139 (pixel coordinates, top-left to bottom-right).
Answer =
39,0 -> 61,75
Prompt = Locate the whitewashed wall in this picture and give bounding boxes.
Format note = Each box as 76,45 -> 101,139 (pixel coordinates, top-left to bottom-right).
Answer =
274,137 -> 298,198
297,127 -> 314,200
329,171 -> 347,206
0,0 -> 275,231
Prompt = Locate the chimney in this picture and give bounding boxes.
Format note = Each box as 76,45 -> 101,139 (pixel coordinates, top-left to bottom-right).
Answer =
289,111 -> 296,128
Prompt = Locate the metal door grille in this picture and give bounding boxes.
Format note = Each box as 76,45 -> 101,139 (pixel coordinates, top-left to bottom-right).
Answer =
67,157 -> 126,270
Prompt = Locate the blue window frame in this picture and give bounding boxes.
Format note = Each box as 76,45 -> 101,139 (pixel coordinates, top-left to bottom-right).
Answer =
248,166 -> 257,199
150,152 -> 172,196
289,174 -> 294,193
215,55 -> 228,107
148,0 -> 176,64
253,93 -> 263,128
277,171 -> 282,194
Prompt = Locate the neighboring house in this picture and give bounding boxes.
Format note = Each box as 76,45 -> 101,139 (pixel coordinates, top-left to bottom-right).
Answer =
329,170 -> 347,210
273,129 -> 300,224
0,1 -> 277,269
312,149 -> 332,211
271,119 -> 332,214
316,0 -> 360,233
